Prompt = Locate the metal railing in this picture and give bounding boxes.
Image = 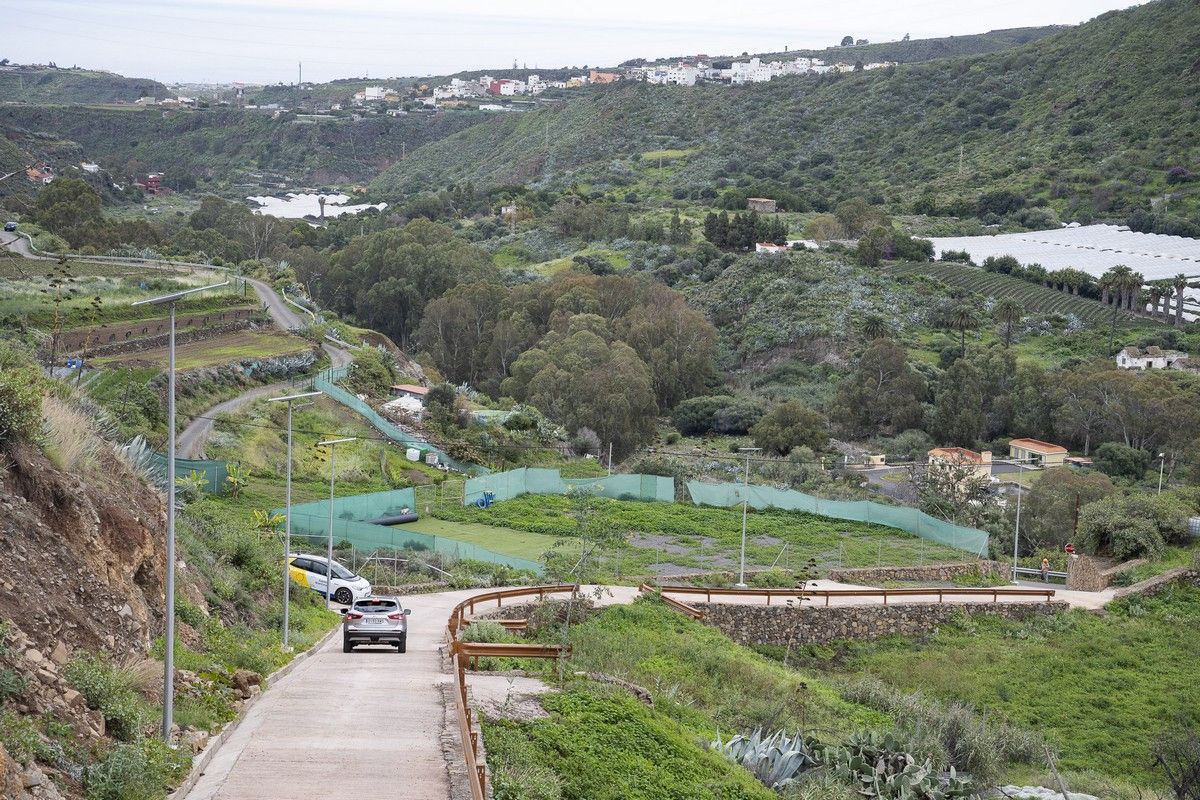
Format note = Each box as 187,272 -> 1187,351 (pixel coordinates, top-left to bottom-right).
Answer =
638,584 -> 706,619
653,584 -> 1057,606
446,584 -> 579,800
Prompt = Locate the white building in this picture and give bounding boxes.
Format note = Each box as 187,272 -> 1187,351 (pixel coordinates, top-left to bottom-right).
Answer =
1115,346 -> 1190,370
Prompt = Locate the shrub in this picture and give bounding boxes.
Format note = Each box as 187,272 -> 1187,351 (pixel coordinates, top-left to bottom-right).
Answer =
0,710 -> 55,765
751,402 -> 829,456
344,348 -> 397,397
1078,492 -> 1191,559
65,655 -> 153,742
1094,442 -> 1151,481
0,667 -> 26,702
0,343 -> 45,451
460,620 -> 511,644
84,738 -> 190,800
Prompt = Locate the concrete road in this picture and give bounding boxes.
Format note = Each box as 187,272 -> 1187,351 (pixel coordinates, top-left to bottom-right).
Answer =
182,589 -> 473,800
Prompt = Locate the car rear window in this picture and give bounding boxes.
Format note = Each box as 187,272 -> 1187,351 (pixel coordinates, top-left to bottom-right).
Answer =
353,599 -> 398,612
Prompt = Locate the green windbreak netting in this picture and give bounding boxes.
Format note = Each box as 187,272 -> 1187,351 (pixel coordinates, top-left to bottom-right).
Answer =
463,468 -> 674,505
147,453 -> 229,495
274,488 -> 542,573
686,481 -> 989,556
308,370 -> 484,476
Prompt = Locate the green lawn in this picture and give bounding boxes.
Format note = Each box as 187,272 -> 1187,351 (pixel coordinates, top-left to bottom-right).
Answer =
399,518 -> 572,562
93,330 -> 311,369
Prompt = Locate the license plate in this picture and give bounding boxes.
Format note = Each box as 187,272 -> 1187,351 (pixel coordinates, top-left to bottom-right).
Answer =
365,618 -> 387,625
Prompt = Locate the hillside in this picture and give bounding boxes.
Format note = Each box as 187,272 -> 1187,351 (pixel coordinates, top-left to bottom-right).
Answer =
0,67 -> 168,104
373,0 -> 1200,227
0,105 -> 489,187
710,25 -> 1067,66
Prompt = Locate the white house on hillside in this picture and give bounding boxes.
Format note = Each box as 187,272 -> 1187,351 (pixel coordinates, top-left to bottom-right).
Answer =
1116,345 -> 1189,369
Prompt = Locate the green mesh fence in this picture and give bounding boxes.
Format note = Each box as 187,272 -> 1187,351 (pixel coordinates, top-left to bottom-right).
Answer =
464,468 -> 674,505
274,488 -> 541,573
147,453 -> 229,495
686,481 -> 989,556
308,369 -> 484,476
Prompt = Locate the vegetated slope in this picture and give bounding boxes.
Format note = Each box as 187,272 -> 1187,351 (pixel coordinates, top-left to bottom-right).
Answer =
738,25 -> 1067,65
0,68 -> 168,104
374,0 -> 1200,221
0,105 -> 489,185
883,262 -> 1145,327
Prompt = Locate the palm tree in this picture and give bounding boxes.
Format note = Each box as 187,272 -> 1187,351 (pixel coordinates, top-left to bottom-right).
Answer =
860,314 -> 890,341
1127,272 -> 1145,312
1097,270 -> 1116,307
1148,283 -> 1164,319
1107,265 -> 1133,311
992,298 -> 1024,348
1153,280 -> 1174,318
948,303 -> 978,358
1173,273 -> 1191,326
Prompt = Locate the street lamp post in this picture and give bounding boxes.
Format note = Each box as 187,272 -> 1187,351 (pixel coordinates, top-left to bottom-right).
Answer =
267,391 -> 321,647
1010,456 -> 1030,584
735,447 -> 762,588
317,437 -> 357,607
131,281 -> 229,743
1158,452 -> 1166,495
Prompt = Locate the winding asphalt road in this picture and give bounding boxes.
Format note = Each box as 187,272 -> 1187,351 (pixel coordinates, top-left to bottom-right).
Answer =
176,278 -> 352,459
0,235 -> 352,458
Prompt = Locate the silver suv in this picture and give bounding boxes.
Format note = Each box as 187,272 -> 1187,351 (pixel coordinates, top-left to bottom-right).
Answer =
342,597 -> 409,653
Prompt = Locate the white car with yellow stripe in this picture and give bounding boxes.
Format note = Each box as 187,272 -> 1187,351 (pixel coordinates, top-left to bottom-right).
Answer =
288,553 -> 372,605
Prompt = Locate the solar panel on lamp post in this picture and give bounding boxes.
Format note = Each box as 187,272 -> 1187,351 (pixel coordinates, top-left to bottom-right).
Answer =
131,280 -> 229,744
735,447 -> 762,588
317,437 -> 357,608
267,391 -> 322,648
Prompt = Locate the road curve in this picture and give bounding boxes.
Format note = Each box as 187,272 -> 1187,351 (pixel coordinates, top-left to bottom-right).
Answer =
177,277 -> 351,458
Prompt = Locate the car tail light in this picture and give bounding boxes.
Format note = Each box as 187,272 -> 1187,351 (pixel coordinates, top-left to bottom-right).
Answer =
345,612 -> 363,620
387,613 -> 402,620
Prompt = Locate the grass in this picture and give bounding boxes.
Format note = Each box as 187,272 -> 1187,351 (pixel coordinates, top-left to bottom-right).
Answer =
484,685 -> 776,800
91,330 -> 312,369
434,494 -> 971,578
398,517 -> 574,562
807,583 -> 1200,788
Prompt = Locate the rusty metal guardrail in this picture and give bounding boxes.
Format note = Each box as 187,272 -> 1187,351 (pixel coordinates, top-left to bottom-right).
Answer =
447,585 -> 578,800
652,584 -> 1056,606
637,583 -> 706,619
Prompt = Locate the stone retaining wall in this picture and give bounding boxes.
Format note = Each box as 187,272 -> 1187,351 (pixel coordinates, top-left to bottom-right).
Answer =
694,600 -> 1065,647
1112,569 -> 1198,600
81,320 -> 256,358
826,561 -> 1004,584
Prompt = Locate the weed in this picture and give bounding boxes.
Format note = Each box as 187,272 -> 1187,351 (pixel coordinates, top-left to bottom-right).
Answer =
65,655 -> 154,742
83,738 -> 190,800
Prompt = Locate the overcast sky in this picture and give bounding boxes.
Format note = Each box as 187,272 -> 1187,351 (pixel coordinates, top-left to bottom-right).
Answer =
5,0 -> 1138,85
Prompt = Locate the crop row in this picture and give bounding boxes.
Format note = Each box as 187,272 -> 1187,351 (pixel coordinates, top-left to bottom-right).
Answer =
887,262 -> 1145,326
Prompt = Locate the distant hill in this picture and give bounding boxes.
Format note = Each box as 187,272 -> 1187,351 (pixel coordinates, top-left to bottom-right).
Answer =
0,105 -> 489,187
745,26 -> 1068,66
0,67 -> 168,104
371,0 -> 1200,228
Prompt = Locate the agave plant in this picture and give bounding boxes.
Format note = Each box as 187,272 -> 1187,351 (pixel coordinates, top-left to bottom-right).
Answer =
712,728 -> 819,790
824,731 -> 972,800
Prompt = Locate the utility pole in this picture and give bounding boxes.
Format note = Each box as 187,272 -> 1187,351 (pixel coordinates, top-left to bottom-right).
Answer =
298,62 -> 302,110
1157,452 -> 1166,494
735,447 -> 762,588
132,280 -> 229,744
1010,457 -> 1027,584
958,142 -> 964,176
318,437 -> 357,607
607,442 -> 613,476
267,391 -> 321,647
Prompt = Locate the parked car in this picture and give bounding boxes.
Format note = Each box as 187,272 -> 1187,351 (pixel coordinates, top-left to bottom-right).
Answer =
341,596 -> 409,653
287,553 -> 371,605
3,222 -> 17,232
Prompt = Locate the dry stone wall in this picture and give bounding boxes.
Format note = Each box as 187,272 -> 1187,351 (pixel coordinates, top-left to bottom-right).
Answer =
827,561 -> 1004,584
694,600 -> 1065,647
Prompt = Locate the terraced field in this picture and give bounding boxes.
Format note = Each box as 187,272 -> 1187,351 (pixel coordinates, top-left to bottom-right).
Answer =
886,262 -> 1153,327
